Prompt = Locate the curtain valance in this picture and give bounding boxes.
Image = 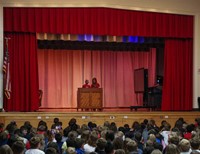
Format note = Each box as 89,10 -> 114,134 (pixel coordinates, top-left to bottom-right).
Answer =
4,7 -> 193,38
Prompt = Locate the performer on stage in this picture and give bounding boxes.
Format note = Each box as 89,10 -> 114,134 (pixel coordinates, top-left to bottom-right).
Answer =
82,79 -> 91,88
91,77 -> 100,88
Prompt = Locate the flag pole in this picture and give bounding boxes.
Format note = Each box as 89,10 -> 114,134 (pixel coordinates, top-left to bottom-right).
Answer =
1,37 -> 11,112
5,37 -> 11,46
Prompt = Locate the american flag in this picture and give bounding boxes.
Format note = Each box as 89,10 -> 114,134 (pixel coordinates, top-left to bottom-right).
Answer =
3,38 -> 11,99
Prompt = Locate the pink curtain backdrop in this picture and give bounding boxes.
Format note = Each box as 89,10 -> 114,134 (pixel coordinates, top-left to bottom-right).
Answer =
38,49 -> 156,108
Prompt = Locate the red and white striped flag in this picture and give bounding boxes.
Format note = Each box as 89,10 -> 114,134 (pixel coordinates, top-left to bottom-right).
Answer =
3,38 -> 11,99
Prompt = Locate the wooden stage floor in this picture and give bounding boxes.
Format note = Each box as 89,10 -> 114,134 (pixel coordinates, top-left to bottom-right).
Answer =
0,109 -> 199,129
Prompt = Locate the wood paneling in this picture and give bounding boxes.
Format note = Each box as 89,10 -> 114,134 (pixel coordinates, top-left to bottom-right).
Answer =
77,88 -> 103,111
0,111 -> 199,129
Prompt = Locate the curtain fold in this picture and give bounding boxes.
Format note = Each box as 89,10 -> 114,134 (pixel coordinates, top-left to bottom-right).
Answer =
38,49 -> 156,108
4,33 -> 39,112
162,39 -> 193,111
4,8 -> 193,38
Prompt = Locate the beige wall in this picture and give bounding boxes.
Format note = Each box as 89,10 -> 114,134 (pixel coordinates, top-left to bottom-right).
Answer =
0,2 -> 3,109
1,0 -> 200,109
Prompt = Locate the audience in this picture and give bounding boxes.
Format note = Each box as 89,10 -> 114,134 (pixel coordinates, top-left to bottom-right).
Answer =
2,116 -> 200,154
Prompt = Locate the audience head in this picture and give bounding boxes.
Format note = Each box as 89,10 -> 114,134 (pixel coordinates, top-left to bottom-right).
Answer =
66,147 -> 76,154
114,149 -> 125,154
113,137 -> 124,150
165,143 -> 179,154
105,141 -> 114,154
55,132 -> 62,142
151,149 -> 162,154
190,137 -> 200,150
105,130 -> 115,142
96,138 -> 107,151
153,142 -> 163,152
46,142 -> 60,154
88,131 -> 98,147
81,130 -> 90,143
168,133 -> 180,145
126,140 -> 138,153
29,136 -> 41,149
45,147 -> 57,154
134,132 -> 142,142
0,144 -> 13,154
75,138 -> 84,149
11,140 -> 25,154
178,139 -> 191,152
143,146 -> 154,154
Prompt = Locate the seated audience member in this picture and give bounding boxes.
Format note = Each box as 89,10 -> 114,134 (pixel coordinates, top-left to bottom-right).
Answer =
45,147 -> 57,154
66,131 -> 78,147
160,122 -> 171,147
46,142 -> 60,154
114,149 -> 125,154
168,133 -> 180,146
83,131 -> 98,153
105,142 -> 114,154
0,144 -> 13,154
35,134 -> 46,151
134,132 -> 144,151
164,143 -> 179,154
55,132 -> 67,154
0,130 -> 9,146
178,139 -> 192,154
113,137 -> 124,150
82,80 -> 91,88
75,138 -> 85,154
20,125 -> 29,140
126,140 -> 142,154
151,149 -> 162,154
143,145 -> 154,154
184,124 -> 195,140
153,142 -> 163,152
91,77 -> 100,88
190,137 -> 200,153
14,129 -> 28,145
105,130 -> 115,142
11,140 -> 25,154
81,130 -> 90,144
67,147 -> 76,154
51,118 -> 62,133
25,136 -> 45,154
95,138 -> 107,154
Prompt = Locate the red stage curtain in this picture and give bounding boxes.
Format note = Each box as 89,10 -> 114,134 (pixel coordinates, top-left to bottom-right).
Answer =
3,7 -> 194,111
162,39 -> 193,111
38,49 -> 156,108
4,8 -> 193,38
4,33 -> 39,112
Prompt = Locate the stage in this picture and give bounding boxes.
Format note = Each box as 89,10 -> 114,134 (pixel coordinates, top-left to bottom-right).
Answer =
0,109 -> 199,129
